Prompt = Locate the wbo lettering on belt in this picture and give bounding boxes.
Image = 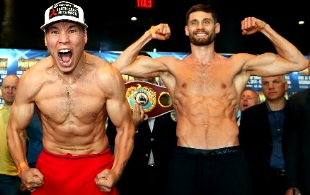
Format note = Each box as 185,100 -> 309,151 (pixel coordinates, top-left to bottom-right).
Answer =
125,81 -> 174,118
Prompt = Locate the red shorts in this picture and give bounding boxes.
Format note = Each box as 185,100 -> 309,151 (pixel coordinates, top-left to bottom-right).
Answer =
32,148 -> 117,195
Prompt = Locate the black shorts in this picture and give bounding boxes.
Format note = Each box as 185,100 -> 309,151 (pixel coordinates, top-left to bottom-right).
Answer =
167,146 -> 252,195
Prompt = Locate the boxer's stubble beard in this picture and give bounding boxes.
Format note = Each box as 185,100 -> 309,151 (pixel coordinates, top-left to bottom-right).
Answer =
189,30 -> 216,46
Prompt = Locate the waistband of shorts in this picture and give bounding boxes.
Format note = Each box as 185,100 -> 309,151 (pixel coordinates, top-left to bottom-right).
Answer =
175,145 -> 241,157
42,147 -> 111,159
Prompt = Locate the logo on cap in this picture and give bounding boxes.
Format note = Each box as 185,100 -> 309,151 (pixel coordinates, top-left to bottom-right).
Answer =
49,2 -> 79,20
40,1 -> 88,31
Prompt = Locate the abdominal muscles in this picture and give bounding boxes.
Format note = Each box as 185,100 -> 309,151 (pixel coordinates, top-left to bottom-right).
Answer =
175,94 -> 239,149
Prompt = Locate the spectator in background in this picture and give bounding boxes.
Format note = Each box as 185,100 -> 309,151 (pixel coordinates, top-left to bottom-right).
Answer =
239,75 -> 288,195
107,52 -> 177,195
237,89 -> 260,126
240,89 -> 260,111
0,74 -> 23,195
283,61 -> 310,195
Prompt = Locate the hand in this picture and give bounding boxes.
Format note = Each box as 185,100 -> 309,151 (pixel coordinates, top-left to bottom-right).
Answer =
149,23 -> 171,40
132,103 -> 147,127
241,17 -> 267,35
20,167 -> 44,192
94,169 -> 116,193
285,187 -> 301,195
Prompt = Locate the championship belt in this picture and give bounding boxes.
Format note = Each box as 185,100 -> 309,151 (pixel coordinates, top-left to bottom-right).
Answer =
125,81 -> 174,118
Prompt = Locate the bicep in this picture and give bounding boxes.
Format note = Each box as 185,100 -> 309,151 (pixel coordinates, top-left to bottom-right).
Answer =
105,73 -> 132,129
10,96 -> 35,131
120,56 -> 169,78
244,52 -> 297,76
107,99 -> 131,129
9,72 -> 37,131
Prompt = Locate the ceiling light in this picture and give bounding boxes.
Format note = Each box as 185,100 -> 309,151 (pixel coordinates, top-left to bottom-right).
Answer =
298,21 -> 305,25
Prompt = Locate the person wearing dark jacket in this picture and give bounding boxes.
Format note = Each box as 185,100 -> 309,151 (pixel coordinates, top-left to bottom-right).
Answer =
106,78 -> 177,195
239,75 -> 288,195
107,107 -> 177,195
283,86 -> 310,195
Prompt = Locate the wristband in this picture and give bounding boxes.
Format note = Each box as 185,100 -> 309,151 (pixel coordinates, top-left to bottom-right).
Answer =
18,161 -> 29,175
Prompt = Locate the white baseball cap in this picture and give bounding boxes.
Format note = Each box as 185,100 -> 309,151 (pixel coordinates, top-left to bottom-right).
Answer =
40,1 -> 88,31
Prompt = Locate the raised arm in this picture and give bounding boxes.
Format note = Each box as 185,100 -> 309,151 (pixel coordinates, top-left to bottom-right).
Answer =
241,17 -> 308,76
113,24 -> 171,77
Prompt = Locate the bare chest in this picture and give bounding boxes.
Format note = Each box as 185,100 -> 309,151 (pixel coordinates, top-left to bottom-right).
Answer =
175,65 -> 234,94
35,81 -> 106,124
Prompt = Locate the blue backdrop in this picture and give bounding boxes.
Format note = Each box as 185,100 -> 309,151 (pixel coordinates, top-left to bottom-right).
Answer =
0,48 -> 309,105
